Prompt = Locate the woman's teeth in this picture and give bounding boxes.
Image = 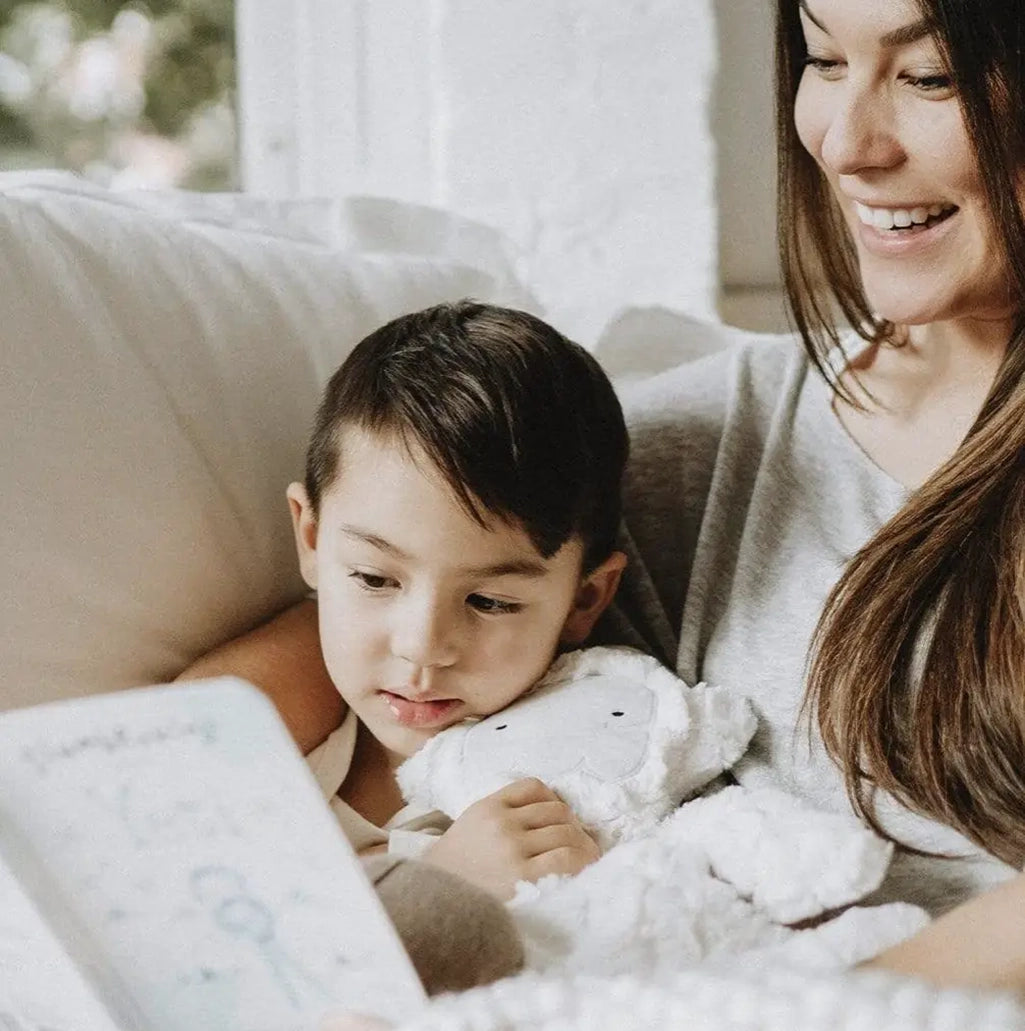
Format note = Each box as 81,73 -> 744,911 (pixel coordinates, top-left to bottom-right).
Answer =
854,201 -> 957,230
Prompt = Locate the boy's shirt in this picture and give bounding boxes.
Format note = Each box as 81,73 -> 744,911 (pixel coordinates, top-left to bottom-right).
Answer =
306,707 -> 450,858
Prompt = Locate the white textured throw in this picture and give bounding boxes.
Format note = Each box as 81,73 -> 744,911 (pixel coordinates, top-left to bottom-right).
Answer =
395,967 -> 1025,1031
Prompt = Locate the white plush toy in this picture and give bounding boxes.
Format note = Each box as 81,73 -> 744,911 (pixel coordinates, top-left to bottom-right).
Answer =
398,645 -> 758,850
398,645 -> 929,981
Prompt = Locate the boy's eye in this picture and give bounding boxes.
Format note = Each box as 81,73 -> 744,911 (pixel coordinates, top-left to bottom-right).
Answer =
349,570 -> 396,591
467,593 -> 522,615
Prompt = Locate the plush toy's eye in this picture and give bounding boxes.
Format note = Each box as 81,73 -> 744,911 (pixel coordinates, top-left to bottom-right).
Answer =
611,711 -> 624,717
495,724 -> 507,730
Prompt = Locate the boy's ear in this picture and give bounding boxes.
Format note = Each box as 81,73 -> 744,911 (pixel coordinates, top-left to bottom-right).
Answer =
287,481 -> 319,590
559,550 -> 627,648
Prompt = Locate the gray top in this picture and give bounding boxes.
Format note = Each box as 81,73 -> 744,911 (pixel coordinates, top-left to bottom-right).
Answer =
599,331 -> 1018,916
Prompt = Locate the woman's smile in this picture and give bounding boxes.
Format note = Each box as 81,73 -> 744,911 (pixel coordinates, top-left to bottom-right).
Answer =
848,197 -> 960,257
852,200 -> 957,231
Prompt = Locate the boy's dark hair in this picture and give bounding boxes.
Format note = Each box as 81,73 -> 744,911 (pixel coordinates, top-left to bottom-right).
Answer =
305,300 -> 628,572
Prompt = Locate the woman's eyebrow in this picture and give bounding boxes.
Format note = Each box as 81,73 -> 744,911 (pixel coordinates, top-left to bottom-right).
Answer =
798,0 -> 828,34
879,19 -> 933,48
798,0 -> 932,49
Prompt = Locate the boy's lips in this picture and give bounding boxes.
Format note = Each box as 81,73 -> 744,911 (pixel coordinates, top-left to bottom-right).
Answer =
380,690 -> 462,728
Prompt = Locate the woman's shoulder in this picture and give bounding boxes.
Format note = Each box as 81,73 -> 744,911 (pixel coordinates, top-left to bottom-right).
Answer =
615,321 -> 811,434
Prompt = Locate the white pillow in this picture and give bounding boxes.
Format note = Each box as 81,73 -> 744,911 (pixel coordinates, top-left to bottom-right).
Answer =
593,304 -> 793,382
0,174 -> 533,709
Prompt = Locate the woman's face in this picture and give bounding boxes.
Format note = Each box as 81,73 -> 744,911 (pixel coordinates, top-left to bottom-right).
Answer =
793,0 -> 1015,329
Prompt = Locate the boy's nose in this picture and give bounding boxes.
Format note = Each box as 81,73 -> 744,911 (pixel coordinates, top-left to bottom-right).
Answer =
391,598 -> 459,671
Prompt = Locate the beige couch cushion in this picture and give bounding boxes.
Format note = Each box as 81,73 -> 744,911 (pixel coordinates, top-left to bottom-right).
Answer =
0,175 -> 530,708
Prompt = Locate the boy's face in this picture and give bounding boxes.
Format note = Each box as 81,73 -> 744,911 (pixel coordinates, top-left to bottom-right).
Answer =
289,427 -> 623,765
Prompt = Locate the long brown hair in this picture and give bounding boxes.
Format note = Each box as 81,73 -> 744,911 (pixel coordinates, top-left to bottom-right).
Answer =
777,0 -> 1025,867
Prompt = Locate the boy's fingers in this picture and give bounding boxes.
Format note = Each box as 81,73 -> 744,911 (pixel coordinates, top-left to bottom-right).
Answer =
522,823 -> 593,858
528,843 -> 598,879
319,1014 -> 392,1031
496,776 -> 558,806
514,799 -> 576,830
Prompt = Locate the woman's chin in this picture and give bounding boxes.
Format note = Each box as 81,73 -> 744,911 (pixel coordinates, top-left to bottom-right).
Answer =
863,297 -> 1011,333
860,289 -> 947,328
859,270 -> 1014,331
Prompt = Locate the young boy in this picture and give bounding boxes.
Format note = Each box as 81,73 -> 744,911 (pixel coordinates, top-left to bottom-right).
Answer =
180,300 -> 629,990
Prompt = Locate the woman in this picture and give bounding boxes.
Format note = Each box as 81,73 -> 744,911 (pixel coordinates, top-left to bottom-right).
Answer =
184,0 -> 1025,991
599,0 -> 1025,985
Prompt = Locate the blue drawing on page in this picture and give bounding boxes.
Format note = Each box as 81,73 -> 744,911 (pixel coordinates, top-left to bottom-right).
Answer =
188,865 -> 335,1009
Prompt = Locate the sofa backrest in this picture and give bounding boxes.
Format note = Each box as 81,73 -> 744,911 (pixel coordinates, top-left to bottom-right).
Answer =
0,175 -> 534,708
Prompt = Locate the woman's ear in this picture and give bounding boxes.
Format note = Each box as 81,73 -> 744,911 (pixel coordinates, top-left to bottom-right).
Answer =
559,550 -> 627,648
287,481 -> 319,590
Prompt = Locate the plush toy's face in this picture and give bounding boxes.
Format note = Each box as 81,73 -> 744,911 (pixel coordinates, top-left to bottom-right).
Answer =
397,646 -> 760,851
460,674 -> 656,783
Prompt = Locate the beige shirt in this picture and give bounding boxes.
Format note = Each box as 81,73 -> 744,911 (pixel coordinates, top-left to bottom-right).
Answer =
306,708 -> 451,857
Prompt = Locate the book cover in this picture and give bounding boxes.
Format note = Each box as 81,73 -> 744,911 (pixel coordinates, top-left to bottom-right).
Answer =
0,678 -> 426,1031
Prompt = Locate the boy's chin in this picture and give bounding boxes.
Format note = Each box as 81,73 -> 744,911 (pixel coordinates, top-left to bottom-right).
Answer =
376,723 -> 444,765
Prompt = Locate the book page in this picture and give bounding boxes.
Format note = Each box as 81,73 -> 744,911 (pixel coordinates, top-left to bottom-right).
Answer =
0,679 -> 426,1031
0,849 -> 122,1031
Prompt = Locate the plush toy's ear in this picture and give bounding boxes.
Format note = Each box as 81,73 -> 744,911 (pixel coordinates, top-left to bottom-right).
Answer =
559,551 -> 627,647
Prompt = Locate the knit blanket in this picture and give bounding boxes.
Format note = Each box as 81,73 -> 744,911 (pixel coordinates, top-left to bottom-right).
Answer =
394,966 -> 1025,1030
392,787 -> 1025,1030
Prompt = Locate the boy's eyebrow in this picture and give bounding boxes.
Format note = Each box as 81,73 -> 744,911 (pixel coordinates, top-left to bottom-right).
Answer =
339,525 -> 405,556
798,0 -> 932,48
466,558 -> 550,579
338,524 -> 550,579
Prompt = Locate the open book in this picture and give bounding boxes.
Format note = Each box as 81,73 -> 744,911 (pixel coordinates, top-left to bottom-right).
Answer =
0,678 -> 426,1031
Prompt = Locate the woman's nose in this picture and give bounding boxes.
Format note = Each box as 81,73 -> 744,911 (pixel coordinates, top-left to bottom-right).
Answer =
819,85 -> 905,175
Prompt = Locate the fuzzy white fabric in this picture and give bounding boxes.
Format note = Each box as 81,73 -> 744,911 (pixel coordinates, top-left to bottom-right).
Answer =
393,820 -> 1025,1030
509,784 -> 925,982
400,648 -> 923,972
395,968 -> 1025,1030
393,646 -> 1025,1029
398,646 -> 756,850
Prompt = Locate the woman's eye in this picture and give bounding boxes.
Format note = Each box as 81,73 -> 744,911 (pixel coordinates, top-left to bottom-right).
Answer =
803,56 -> 844,78
904,72 -> 954,93
467,594 -> 522,615
349,570 -> 395,591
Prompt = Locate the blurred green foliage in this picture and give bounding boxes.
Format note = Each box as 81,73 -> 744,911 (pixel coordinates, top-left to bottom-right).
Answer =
0,0 -> 236,188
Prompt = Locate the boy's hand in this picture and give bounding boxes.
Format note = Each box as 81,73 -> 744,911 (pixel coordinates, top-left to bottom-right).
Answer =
422,777 -> 601,900
320,1016 -> 392,1031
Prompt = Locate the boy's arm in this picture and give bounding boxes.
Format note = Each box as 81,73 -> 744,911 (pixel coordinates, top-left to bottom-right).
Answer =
176,598 -> 343,754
